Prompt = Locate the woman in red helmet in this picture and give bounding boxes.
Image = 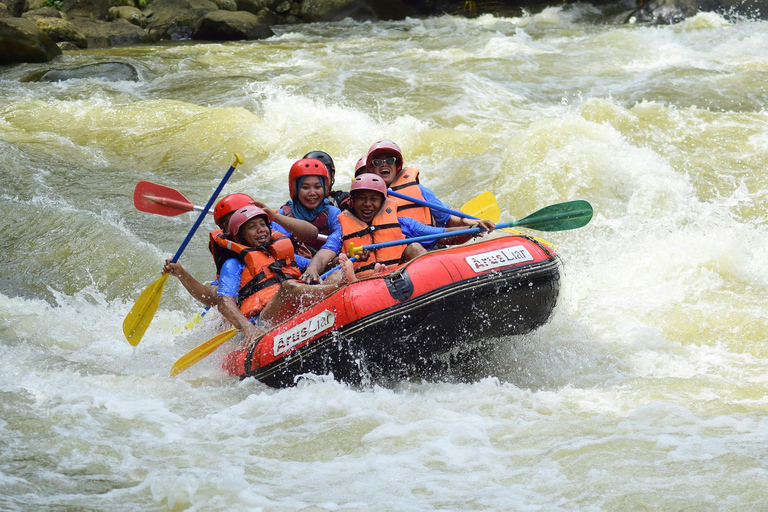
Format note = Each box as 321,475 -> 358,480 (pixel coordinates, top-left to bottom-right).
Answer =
303,150 -> 351,211
338,174 -> 494,278
277,158 -> 346,284
217,205 -> 353,344
162,192 -> 256,307
364,140 -> 494,243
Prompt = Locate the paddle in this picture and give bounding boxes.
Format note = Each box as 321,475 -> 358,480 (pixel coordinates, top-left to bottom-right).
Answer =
460,191 -> 501,223
348,200 -> 592,256
134,181 -> 212,217
123,153 -> 243,346
389,189 -> 498,222
396,188 -> 555,246
133,182 -> 328,242
170,328 -> 238,376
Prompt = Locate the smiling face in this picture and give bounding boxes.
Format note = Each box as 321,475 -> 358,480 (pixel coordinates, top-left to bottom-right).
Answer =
297,176 -> 325,210
368,151 -> 399,186
352,190 -> 384,224
240,216 -> 270,247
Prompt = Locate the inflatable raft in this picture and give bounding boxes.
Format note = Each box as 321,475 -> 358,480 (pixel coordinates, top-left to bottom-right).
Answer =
222,233 -> 560,387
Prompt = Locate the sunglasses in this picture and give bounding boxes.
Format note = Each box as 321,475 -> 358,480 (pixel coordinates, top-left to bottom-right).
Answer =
371,157 -> 397,167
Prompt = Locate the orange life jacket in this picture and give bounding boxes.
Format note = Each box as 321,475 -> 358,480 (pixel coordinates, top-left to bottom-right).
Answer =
338,197 -> 406,274
209,229 -> 239,277
220,232 -> 302,318
389,167 -> 435,226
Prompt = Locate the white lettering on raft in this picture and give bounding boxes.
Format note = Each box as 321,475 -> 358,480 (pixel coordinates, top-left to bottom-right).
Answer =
465,245 -> 534,272
273,310 -> 336,356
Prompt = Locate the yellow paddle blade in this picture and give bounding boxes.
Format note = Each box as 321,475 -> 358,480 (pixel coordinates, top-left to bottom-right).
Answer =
173,310 -> 207,334
461,191 -> 557,248
461,191 -> 501,223
123,273 -> 169,346
170,328 -> 238,377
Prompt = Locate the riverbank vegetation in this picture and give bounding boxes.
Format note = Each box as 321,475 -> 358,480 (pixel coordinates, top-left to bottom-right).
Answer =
1,0 -> 766,65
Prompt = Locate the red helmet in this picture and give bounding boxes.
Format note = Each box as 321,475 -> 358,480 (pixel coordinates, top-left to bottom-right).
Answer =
289,158 -> 330,199
228,205 -> 269,240
213,193 -> 254,227
350,174 -> 387,198
354,157 -> 366,177
366,140 -> 403,172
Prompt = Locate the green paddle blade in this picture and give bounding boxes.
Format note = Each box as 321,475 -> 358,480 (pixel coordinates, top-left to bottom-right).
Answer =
123,273 -> 169,346
513,200 -> 593,232
460,191 -> 500,223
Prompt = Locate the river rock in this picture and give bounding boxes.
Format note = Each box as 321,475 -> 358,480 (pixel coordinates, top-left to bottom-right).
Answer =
60,0 -> 112,20
234,0 -> 268,14
1,0 -> 28,17
209,0 -> 237,10
193,9 -> 273,39
22,7 -> 64,19
299,0 -> 416,22
39,61 -> 139,80
35,17 -> 88,47
145,0 -> 218,41
0,17 -> 62,63
69,17 -> 150,46
57,40 -> 79,49
107,5 -> 148,26
27,0 -> 48,10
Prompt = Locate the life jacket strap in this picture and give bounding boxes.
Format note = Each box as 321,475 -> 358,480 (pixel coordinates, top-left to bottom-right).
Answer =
236,260 -> 293,304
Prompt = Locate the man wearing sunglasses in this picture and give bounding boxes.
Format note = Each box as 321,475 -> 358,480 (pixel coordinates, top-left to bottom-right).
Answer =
364,140 -> 494,239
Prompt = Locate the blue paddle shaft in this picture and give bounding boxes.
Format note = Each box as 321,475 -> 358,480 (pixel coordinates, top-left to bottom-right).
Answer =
319,256 -> 358,281
170,156 -> 240,264
387,190 -> 478,220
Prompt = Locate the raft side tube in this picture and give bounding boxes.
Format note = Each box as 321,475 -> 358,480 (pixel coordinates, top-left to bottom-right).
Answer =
226,235 -> 561,387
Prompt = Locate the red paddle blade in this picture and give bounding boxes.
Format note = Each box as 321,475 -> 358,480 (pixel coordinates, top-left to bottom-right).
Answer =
134,181 -> 194,217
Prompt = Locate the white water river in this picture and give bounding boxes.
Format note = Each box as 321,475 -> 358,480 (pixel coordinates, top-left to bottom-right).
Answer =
1,5 -> 767,510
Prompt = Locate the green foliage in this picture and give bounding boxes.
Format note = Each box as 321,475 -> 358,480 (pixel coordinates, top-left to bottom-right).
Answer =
42,0 -> 65,9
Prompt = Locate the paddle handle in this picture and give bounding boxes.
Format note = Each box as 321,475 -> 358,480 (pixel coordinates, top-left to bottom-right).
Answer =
351,201 -> 593,254
170,153 -> 242,264
387,190 -> 479,220
353,224 -> 507,253
318,256 -> 358,281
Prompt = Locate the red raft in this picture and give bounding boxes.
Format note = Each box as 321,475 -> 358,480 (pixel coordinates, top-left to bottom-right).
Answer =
223,233 -> 561,387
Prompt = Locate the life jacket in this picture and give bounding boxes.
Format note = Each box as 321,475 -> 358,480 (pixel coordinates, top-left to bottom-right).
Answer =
338,197 -> 406,275
222,232 -> 302,318
280,203 -> 330,258
209,229 -> 239,277
389,167 -> 435,226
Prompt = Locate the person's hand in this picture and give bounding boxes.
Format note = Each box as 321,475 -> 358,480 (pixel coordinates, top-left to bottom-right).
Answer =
300,269 -> 321,284
252,200 -> 278,222
473,219 -> 495,232
242,323 -> 264,346
162,259 -> 185,277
